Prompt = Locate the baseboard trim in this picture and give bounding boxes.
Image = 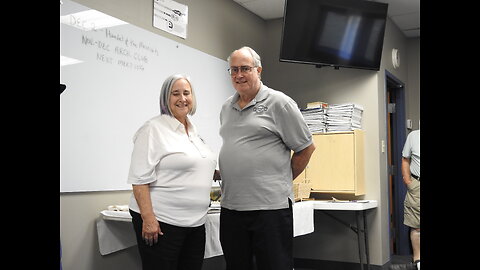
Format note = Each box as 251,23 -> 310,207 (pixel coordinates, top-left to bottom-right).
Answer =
294,257 -> 385,270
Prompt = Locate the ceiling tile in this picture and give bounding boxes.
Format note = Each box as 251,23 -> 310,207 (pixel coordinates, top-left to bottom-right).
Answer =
232,0 -> 420,38
377,0 -> 420,16
391,12 -> 420,31
234,0 -> 285,20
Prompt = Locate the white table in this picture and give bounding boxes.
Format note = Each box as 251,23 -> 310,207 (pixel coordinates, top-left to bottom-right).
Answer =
96,200 -> 377,269
96,211 -> 224,257
96,201 -> 315,257
307,200 -> 378,270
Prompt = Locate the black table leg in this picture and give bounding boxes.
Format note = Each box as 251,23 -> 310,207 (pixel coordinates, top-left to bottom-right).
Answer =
363,210 -> 370,270
355,211 -> 364,270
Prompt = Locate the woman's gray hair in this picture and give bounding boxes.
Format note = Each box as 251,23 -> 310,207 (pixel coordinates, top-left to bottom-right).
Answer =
227,46 -> 262,68
159,74 -> 197,116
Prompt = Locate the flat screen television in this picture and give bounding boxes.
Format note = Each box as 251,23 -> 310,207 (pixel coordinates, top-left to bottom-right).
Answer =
280,0 -> 389,71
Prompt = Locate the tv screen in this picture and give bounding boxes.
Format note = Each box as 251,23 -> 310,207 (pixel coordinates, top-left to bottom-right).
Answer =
280,0 -> 388,71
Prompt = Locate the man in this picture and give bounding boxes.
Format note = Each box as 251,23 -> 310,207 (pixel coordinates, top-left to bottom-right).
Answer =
218,46 -> 316,270
390,129 -> 420,270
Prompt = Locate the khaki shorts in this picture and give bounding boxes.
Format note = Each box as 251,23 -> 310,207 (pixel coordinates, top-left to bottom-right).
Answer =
403,177 -> 420,229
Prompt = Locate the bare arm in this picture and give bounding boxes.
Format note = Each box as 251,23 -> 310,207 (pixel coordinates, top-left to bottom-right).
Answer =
291,143 -> 316,180
401,157 -> 412,186
132,184 -> 163,246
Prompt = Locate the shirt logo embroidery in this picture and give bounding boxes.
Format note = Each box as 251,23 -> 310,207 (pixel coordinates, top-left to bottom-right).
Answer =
253,105 -> 268,113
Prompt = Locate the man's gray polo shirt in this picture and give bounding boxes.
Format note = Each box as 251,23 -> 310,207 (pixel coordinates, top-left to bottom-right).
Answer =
402,130 -> 420,177
219,83 -> 312,211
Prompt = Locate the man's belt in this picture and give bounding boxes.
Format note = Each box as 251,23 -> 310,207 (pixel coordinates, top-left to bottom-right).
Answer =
411,173 -> 420,181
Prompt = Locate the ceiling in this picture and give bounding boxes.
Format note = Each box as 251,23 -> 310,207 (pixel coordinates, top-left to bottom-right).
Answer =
232,0 -> 420,38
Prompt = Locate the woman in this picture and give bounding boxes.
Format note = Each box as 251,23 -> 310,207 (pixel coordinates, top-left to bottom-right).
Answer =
127,74 -> 217,270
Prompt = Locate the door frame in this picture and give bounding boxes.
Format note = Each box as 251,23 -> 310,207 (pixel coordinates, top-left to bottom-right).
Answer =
384,70 -> 410,256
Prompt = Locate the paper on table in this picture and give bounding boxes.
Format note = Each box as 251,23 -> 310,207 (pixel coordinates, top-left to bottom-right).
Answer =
107,205 -> 129,211
329,197 -> 370,203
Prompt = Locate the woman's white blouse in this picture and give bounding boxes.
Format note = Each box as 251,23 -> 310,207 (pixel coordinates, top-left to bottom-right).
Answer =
127,114 -> 217,227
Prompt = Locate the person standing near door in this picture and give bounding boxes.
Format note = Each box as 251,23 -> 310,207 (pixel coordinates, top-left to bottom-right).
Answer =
390,129 -> 420,270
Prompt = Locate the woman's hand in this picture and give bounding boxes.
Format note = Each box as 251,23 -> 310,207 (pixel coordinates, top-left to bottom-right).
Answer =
132,184 -> 163,246
142,215 -> 163,246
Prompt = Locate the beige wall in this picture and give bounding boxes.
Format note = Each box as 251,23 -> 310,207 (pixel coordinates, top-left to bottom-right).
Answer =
60,191 -> 137,269
71,0 -> 267,62
406,38 -> 421,130
61,0 -> 420,269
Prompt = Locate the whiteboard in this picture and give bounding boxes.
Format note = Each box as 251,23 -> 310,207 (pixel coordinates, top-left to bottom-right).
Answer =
60,0 -> 232,192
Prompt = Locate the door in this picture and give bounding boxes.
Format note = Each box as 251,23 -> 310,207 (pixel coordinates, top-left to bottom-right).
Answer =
385,71 -> 410,256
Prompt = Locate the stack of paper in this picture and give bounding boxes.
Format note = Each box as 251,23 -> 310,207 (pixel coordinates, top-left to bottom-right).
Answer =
306,101 -> 328,109
326,103 -> 364,132
301,107 -> 327,133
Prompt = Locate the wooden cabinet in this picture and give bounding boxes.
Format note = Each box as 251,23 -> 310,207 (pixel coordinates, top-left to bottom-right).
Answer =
306,130 -> 365,195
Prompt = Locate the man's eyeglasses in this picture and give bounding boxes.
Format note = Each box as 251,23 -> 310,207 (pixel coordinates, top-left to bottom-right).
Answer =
228,66 -> 257,76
